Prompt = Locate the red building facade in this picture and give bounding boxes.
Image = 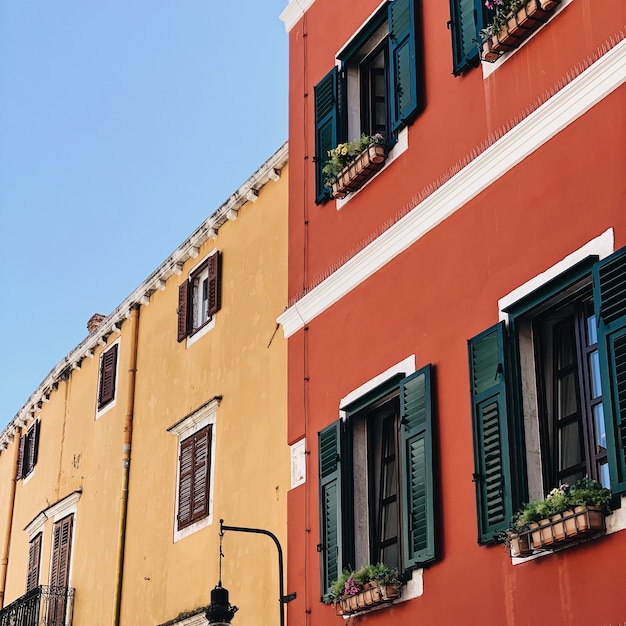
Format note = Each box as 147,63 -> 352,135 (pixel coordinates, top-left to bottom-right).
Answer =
279,0 -> 626,624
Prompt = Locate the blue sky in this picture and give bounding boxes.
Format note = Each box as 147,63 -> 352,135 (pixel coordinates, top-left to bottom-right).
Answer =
0,1 -> 289,429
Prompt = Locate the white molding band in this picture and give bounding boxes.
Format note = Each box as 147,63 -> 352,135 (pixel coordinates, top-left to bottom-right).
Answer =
278,39 -> 626,338
24,490 -> 82,537
280,0 -> 316,32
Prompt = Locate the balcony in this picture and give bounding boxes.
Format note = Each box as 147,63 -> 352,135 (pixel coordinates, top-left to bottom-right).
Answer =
0,586 -> 74,626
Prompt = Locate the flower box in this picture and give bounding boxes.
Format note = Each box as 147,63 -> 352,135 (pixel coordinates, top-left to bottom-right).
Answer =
481,0 -> 561,62
528,506 -> 605,550
331,143 -> 387,199
509,532 -> 533,558
336,583 -> 401,616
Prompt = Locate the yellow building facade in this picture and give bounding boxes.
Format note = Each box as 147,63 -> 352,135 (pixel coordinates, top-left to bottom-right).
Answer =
0,144 -> 289,626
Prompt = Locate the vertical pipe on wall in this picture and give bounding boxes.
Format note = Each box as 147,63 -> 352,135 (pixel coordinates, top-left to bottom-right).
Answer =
0,427 -> 22,608
111,305 -> 140,626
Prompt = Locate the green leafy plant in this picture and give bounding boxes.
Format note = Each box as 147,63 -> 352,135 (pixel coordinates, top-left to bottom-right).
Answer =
322,133 -> 385,188
480,0 -> 530,40
498,478 -> 611,548
327,563 -> 400,604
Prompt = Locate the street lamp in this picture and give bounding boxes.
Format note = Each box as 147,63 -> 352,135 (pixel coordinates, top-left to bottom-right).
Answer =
205,519 -> 296,626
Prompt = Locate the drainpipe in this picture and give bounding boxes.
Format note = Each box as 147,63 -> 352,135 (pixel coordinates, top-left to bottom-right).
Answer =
112,305 -> 140,626
0,427 -> 22,609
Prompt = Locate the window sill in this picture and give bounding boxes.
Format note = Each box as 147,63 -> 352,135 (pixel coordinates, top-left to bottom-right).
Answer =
511,495 -> 626,565
335,127 -> 408,211
481,0 -> 572,78
186,317 -> 215,348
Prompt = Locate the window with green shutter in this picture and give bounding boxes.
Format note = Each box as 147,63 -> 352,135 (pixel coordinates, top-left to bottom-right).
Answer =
313,0 -> 423,203
469,246 -> 626,546
319,365 -> 437,598
449,0 -> 492,75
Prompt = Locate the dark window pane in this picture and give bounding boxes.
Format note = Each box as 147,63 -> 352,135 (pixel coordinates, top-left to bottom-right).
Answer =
559,421 -> 583,469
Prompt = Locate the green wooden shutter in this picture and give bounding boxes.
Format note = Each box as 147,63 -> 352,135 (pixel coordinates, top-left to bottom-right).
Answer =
593,247 -> 626,495
468,322 -> 514,544
314,68 -> 339,204
449,0 -> 486,75
319,420 -> 344,598
388,0 -> 420,133
400,365 -> 436,567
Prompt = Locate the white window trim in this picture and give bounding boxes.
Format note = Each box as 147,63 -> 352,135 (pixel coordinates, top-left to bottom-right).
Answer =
482,0 -> 573,79
95,338 -> 121,420
168,397 -> 219,542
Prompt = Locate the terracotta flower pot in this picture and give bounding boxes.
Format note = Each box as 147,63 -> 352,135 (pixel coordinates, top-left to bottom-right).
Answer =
331,143 -> 388,199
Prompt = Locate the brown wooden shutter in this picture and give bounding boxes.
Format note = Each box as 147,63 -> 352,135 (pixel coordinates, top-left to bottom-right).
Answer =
177,426 -> 212,530
98,344 -> 118,409
26,532 -> 42,592
16,433 -> 26,480
177,281 -> 190,342
29,420 -> 40,471
48,515 -> 73,626
207,251 -> 221,318
178,437 -> 194,528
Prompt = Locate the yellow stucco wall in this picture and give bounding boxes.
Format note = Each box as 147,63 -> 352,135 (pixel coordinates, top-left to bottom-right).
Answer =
0,155 -> 288,626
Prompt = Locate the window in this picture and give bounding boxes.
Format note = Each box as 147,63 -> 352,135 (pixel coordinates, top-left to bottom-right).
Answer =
449,0 -> 492,75
469,247 -> 626,544
97,343 -> 119,411
318,365 -> 436,598
314,0 -> 422,203
26,532 -> 42,592
168,397 -> 219,541
17,420 -> 40,480
177,250 -> 222,342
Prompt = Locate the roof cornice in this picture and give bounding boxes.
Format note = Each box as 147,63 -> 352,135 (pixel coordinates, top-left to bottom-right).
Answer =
280,0 -> 316,32
0,142 -> 288,450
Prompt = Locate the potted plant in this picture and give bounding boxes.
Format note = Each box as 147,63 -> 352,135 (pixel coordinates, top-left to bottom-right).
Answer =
322,134 -> 387,199
499,479 -> 611,556
326,563 -> 402,616
480,0 -> 562,62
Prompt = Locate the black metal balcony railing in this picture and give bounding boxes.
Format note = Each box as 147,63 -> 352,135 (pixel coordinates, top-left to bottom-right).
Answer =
0,586 -> 74,626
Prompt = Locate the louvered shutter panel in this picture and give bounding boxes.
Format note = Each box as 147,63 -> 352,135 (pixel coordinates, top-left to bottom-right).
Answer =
26,533 -> 42,592
207,252 -> 222,318
191,426 -> 211,522
177,281 -> 190,342
388,0 -> 420,133
593,247 -> 626,495
98,344 -> 118,408
449,0 -> 482,74
178,436 -> 194,529
49,515 -> 72,626
29,420 -> 40,471
314,68 -> 339,204
400,365 -> 436,566
468,322 -> 514,544
16,433 -> 25,480
318,421 -> 344,598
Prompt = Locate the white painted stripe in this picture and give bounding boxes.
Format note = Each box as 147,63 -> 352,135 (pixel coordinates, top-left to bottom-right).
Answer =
278,39 -> 626,338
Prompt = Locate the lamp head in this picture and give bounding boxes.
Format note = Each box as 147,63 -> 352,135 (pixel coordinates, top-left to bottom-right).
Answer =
205,585 -> 238,625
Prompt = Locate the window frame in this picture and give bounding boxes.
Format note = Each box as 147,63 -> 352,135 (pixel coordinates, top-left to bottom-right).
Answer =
313,0 -> 422,203
168,398 -> 219,542
17,419 -> 40,480
318,359 -> 436,600
469,240 -> 626,545
177,250 -> 222,344
97,341 -> 119,414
